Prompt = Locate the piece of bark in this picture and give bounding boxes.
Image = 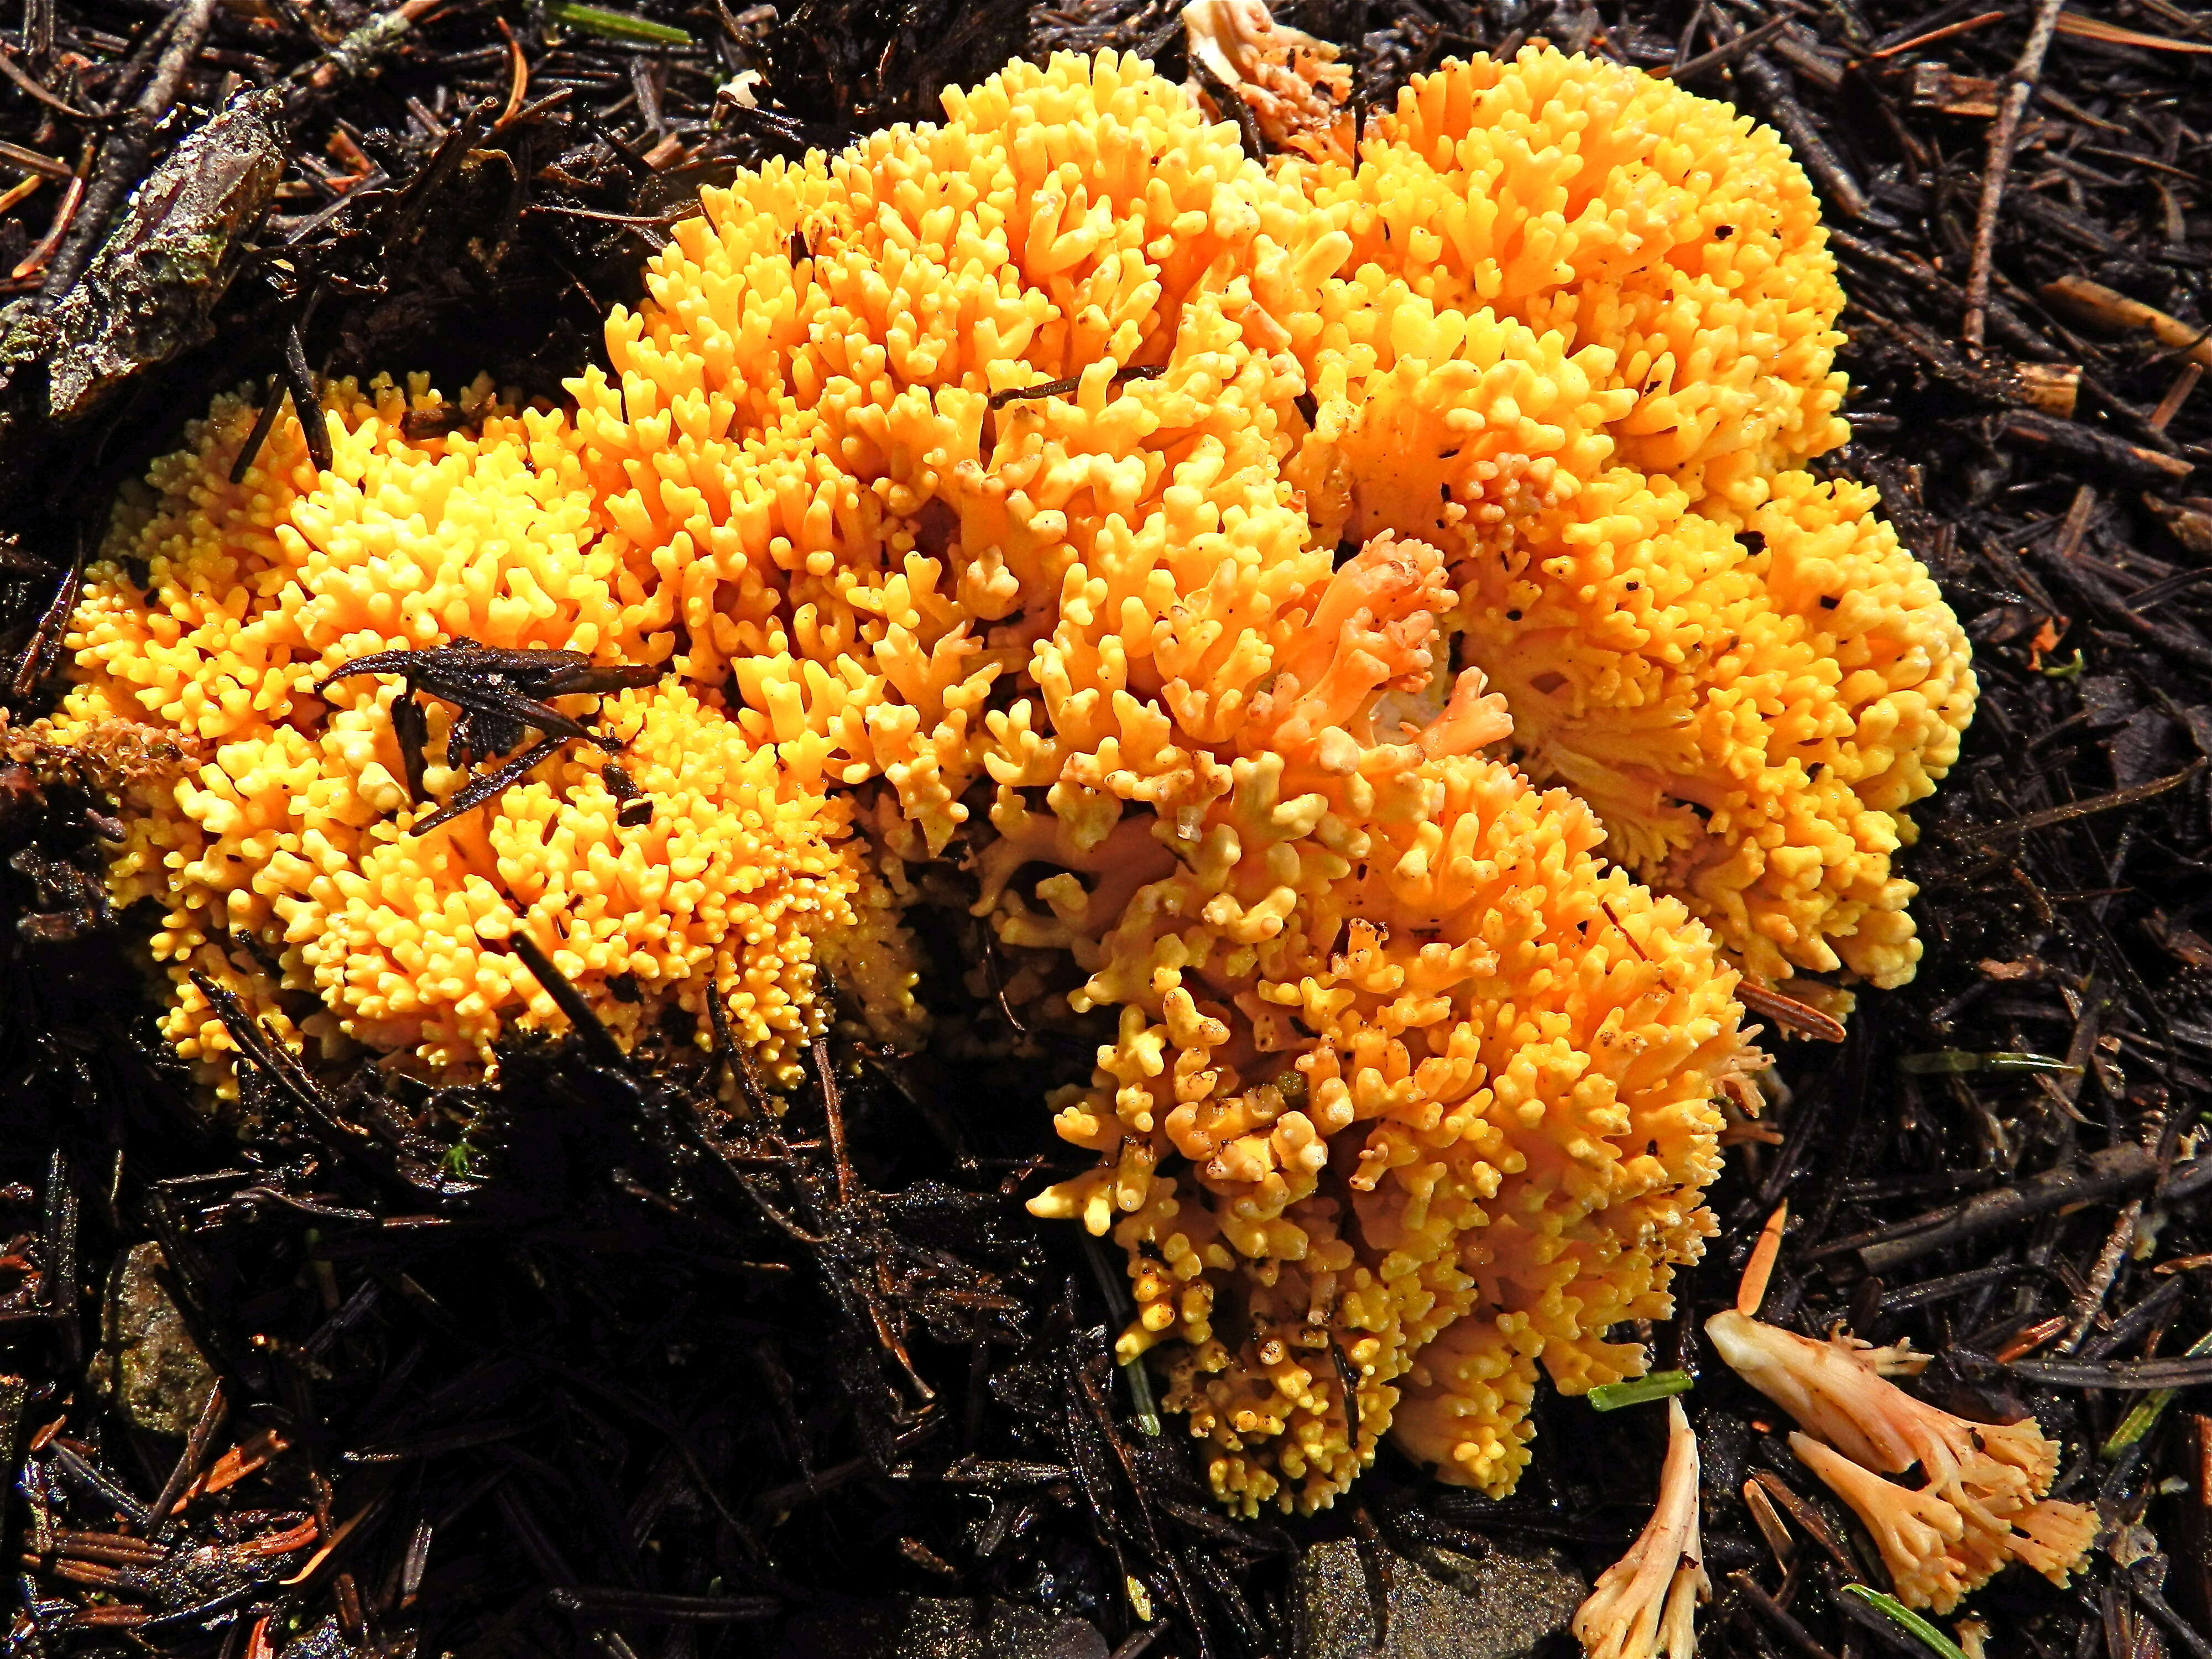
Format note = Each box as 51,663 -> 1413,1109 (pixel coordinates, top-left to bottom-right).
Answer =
1908,62 -> 1999,117
39,88 -> 286,421
2143,494 -> 2212,556
2015,361 -> 2081,416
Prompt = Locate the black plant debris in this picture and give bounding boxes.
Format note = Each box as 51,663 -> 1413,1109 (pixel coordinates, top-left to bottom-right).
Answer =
3,0 -> 2211,1655
312,641 -> 659,821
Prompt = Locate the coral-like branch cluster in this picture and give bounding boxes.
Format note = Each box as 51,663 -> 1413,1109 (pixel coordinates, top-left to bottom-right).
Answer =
62,381 -> 916,1081
56,43 -> 1974,1512
1573,1398 -> 1707,1659
1182,0 -> 1352,161
1279,50 -> 1976,991
1708,1308 -> 2095,1610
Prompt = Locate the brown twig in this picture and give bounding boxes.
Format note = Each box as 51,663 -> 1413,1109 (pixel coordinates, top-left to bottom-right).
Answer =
2052,12 -> 2212,54
2067,362 -> 2212,559
1830,1144 -> 2212,1274
1736,983 -> 1848,1042
1658,16 -> 1790,79
2007,1353 -> 2212,1390
1963,761 -> 2205,840
1993,409 -> 2195,485
9,166 -> 81,280
281,313 -> 332,474
492,18 -> 529,129
1732,1572 -> 1841,1659
289,0 -> 444,105
812,1035 -> 855,1206
1687,7 -> 1863,215
0,138 -> 69,179
8,536 -> 84,698
2052,483 -> 2099,561
1865,8 -> 2005,60
989,363 -> 1165,410
2150,363 -> 2206,430
505,930 -> 628,1069
145,1381 -> 226,1532
2056,1199 -> 2141,1353
1739,52 -> 1866,216
0,44 -> 96,121
1963,0 -> 2071,347
227,376 -> 289,487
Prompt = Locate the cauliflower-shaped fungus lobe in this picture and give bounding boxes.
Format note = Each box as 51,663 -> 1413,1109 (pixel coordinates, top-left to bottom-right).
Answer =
60,42 -> 1974,1513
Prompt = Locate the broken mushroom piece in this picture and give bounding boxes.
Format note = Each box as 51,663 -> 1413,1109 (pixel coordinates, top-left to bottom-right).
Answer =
1705,1210 -> 2095,1613
1181,0 -> 1352,161
1788,1437 -> 2094,1611
1573,1397 -> 1708,1659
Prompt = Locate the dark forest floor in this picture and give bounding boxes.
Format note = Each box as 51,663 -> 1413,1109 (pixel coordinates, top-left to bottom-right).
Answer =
2,0 -> 2211,1656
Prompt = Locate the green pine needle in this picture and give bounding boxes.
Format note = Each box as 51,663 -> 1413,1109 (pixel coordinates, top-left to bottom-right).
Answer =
1121,1357 -> 1162,1438
2104,1326 -> 2212,1455
1898,1049 -> 2079,1076
545,3 -> 693,45
1839,1585 -> 1969,1659
1587,1371 -> 1694,1411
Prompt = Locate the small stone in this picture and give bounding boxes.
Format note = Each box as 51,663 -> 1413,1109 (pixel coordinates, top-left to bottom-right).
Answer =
1295,1533 -> 1585,1659
90,1241 -> 215,1438
776,1597 -> 1109,1659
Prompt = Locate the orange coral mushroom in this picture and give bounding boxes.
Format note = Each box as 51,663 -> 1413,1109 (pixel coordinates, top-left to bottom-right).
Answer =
56,38 -> 1976,1514
1272,50 -> 1976,988
1573,1399 -> 1708,1659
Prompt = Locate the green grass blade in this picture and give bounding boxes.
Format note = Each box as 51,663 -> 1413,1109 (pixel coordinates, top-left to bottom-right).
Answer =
1587,1371 -> 1694,1411
1839,1585 -> 1969,1659
545,3 -> 693,45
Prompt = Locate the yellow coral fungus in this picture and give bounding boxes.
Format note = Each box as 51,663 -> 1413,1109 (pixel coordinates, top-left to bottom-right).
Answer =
1020,536 -> 1752,1510
58,41 -> 1975,1514
61,377 -> 912,1083
1276,50 -> 1976,987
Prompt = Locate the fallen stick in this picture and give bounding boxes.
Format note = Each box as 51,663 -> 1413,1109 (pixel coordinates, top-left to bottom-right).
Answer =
1659,16 -> 1790,80
1993,409 -> 2194,485
39,0 -> 218,301
1963,0 -> 2069,347
2041,274 -> 2212,374
1833,1145 -> 2212,1275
